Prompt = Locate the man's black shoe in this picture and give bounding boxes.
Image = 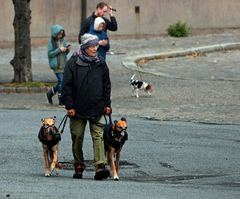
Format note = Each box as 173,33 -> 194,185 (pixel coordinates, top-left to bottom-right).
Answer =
73,173 -> 83,179
94,164 -> 110,180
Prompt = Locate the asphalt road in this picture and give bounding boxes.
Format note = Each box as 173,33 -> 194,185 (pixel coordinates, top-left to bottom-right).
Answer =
0,109 -> 240,199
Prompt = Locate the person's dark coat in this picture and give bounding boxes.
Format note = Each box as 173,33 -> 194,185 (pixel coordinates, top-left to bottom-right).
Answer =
61,54 -> 111,119
79,13 -> 117,43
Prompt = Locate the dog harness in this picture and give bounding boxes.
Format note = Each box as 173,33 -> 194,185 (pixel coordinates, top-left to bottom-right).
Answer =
38,126 -> 61,148
38,115 -> 68,149
103,116 -> 128,152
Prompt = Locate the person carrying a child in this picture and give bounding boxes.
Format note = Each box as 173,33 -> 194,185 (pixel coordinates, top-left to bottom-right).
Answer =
89,17 -> 110,60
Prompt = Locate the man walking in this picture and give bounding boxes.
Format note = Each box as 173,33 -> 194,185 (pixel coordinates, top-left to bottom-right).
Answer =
78,1 -> 117,43
62,33 -> 112,180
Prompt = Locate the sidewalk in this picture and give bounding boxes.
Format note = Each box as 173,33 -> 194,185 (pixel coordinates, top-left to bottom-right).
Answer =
122,42 -> 240,81
1,32 -> 240,82
0,32 -> 240,124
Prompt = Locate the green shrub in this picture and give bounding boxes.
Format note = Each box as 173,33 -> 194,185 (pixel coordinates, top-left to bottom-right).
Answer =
167,21 -> 192,37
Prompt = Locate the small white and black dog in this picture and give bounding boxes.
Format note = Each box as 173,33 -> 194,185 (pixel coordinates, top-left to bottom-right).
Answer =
130,74 -> 153,98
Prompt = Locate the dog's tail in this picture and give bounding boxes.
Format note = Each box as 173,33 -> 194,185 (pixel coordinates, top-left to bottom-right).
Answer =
130,74 -> 136,84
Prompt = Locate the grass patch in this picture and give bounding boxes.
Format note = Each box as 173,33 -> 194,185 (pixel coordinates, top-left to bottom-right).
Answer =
0,82 -> 55,88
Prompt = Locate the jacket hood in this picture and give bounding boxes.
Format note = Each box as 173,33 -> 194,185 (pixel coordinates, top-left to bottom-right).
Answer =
51,24 -> 65,38
94,17 -> 105,31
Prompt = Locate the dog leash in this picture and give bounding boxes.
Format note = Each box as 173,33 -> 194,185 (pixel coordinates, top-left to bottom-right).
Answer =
104,114 -> 112,126
136,61 -> 143,81
104,114 -> 116,143
57,114 -> 68,134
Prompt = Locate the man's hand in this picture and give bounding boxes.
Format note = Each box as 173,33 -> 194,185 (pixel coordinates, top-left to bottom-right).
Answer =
67,109 -> 76,117
104,107 -> 112,115
109,5 -> 113,16
99,40 -> 108,46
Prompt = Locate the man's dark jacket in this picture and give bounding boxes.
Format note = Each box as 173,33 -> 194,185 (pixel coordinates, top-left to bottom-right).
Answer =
79,13 -> 118,43
61,55 -> 111,119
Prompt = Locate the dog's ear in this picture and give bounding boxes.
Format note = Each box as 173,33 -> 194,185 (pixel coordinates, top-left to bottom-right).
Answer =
112,120 -> 118,130
111,124 -> 116,130
146,84 -> 152,91
41,118 -> 45,124
147,84 -> 153,91
121,117 -> 127,122
51,116 -> 56,124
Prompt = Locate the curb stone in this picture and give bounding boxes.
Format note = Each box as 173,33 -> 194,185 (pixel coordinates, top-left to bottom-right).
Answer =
0,86 -> 50,93
0,87 -> 16,93
122,42 -> 240,80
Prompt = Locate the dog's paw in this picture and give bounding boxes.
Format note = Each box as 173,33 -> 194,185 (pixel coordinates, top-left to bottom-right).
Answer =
113,176 -> 119,181
45,169 -> 51,177
45,172 -> 51,177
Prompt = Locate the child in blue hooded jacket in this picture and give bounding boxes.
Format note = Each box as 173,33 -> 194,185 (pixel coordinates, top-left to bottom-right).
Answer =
88,17 -> 110,60
46,24 -> 70,105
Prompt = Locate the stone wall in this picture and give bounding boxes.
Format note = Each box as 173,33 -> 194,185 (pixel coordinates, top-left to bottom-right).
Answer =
0,0 -> 81,42
1,0 -> 240,42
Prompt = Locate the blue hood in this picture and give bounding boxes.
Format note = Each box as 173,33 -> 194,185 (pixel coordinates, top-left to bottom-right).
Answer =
51,24 -> 65,38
